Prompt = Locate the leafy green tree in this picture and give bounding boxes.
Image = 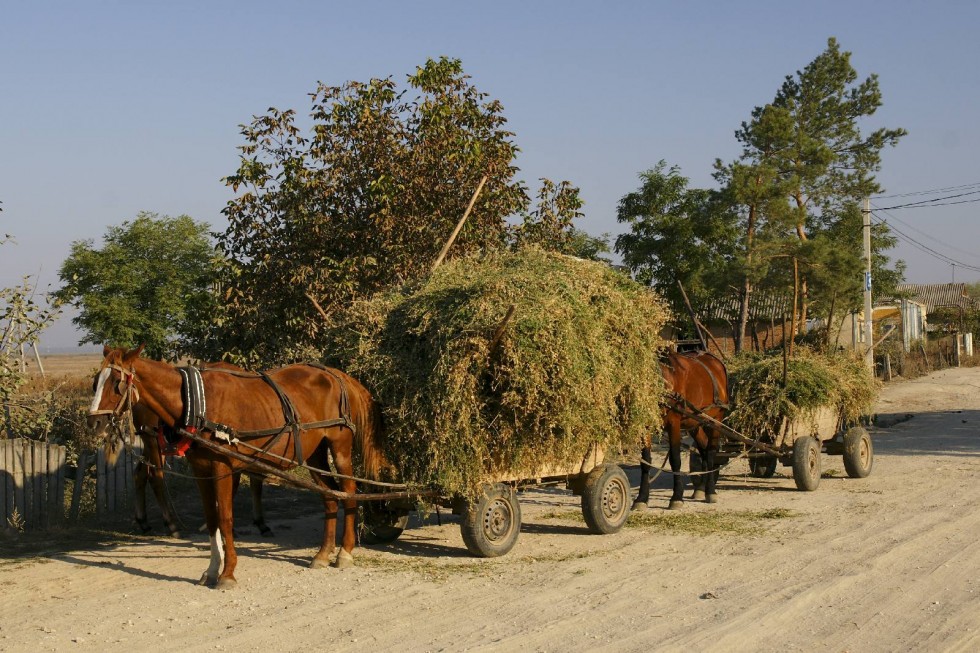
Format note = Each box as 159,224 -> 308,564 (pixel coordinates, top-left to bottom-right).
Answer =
56,212 -> 221,360
615,161 -> 740,316
735,38 -> 906,336
217,57 -> 587,366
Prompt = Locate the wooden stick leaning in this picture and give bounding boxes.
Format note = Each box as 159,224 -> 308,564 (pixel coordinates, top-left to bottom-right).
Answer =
677,280 -> 728,362
431,175 -> 489,272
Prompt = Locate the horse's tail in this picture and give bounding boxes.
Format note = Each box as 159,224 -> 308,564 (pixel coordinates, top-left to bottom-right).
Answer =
343,372 -> 391,481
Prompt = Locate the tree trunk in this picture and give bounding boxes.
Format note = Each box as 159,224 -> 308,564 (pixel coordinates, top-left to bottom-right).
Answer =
794,192 -> 809,336
825,290 -> 837,350
790,257 -> 799,357
735,200 -> 760,354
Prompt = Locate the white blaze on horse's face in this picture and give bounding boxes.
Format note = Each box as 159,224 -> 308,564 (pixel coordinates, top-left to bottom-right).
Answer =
89,367 -> 113,414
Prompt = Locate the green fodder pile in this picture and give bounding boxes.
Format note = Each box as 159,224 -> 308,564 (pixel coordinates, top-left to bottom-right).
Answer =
326,248 -> 669,497
726,347 -> 880,439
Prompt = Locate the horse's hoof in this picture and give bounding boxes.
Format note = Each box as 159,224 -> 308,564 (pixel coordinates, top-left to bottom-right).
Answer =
310,557 -> 332,570
257,524 -> 274,537
668,500 -> 684,510
169,531 -> 182,539
706,494 -> 719,504
333,550 -> 355,570
631,501 -> 648,512
198,573 -> 216,587
136,520 -> 153,534
215,577 -> 238,590
691,490 -> 706,501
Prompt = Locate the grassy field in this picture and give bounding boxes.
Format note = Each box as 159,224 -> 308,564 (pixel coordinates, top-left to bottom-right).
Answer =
29,353 -> 103,378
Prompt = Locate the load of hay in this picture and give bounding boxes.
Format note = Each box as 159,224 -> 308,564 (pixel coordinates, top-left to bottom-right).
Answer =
726,347 -> 879,440
326,247 -> 670,497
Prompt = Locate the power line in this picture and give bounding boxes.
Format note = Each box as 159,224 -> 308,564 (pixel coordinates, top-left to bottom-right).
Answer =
873,190 -> 980,210
870,202 -> 980,263
872,212 -> 980,273
873,181 -> 980,200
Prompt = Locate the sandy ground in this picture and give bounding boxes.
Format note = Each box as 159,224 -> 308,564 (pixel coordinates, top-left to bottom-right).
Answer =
3,367 -> 980,652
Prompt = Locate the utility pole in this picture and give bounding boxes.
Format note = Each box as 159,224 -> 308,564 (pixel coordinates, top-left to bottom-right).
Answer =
863,198 -> 874,370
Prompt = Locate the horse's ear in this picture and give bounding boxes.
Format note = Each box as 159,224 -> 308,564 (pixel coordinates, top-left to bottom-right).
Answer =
103,344 -> 111,357
123,343 -> 145,363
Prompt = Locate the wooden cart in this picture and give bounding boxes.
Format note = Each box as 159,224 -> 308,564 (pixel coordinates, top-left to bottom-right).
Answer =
692,405 -> 874,491
361,444 -> 632,558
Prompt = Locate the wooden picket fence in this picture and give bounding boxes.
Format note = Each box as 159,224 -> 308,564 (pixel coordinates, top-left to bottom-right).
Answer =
0,438 -> 67,531
1,437 -> 144,530
69,440 -> 143,521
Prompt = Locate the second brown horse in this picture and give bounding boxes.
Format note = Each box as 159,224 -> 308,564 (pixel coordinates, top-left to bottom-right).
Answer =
633,349 -> 729,510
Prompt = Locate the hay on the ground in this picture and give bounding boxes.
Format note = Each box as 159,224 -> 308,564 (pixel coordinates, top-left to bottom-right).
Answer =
326,247 -> 669,497
726,347 -> 879,440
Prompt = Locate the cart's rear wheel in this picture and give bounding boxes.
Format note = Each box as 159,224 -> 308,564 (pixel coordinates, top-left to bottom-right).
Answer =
749,454 -> 778,478
792,436 -> 822,491
460,483 -> 521,557
581,464 -> 631,534
359,501 -> 410,545
843,426 -> 874,478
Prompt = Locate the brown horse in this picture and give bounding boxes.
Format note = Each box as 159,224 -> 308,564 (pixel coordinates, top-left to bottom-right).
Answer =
632,349 -> 729,510
103,361 -> 272,538
88,345 -> 388,589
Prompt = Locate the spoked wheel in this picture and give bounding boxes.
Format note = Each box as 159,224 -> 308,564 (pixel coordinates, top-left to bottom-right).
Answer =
581,464 -> 631,534
359,501 -> 410,545
842,426 -> 874,478
460,483 -> 521,558
749,454 -> 778,478
792,436 -> 822,491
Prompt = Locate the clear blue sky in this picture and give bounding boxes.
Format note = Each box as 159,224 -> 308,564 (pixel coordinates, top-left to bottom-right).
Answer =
3,1 -> 979,350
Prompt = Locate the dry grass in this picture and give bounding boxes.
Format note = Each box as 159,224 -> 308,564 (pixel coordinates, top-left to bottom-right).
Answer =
327,247 -> 670,497
541,507 -> 799,537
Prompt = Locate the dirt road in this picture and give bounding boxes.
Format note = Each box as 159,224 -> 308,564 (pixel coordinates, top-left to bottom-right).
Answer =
2,367 -> 980,652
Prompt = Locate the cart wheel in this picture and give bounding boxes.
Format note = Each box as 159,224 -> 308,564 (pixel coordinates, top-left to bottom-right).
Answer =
581,464 -> 631,534
792,436 -> 822,491
359,501 -> 410,545
842,426 -> 874,478
460,483 -> 521,557
749,454 -> 778,478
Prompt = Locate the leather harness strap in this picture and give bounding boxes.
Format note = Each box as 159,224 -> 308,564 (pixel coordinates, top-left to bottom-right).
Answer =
177,364 -> 357,465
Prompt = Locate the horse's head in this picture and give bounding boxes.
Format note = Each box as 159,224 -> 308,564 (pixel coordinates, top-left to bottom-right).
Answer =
87,344 -> 144,450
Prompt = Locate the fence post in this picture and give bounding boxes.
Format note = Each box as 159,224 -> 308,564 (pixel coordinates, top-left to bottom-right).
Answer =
71,451 -> 87,521
1,439 -> 8,528
12,439 -> 25,527
56,445 -> 66,525
96,448 -> 106,518
33,440 -> 44,530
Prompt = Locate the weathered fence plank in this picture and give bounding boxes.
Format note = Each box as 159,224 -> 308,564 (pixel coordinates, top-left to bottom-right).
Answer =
96,448 -> 106,517
70,451 -> 87,521
12,439 -> 25,525
56,445 -> 66,525
32,440 -> 44,528
1,439 -> 8,527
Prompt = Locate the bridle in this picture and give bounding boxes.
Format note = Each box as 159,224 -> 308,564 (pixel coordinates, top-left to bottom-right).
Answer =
89,362 -> 141,419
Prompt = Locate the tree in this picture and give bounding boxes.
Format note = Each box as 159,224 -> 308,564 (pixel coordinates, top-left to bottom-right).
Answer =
2,211 -> 63,438
615,161 -> 740,316
56,212 -> 221,360
734,38 -> 906,342
217,57 -> 588,366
